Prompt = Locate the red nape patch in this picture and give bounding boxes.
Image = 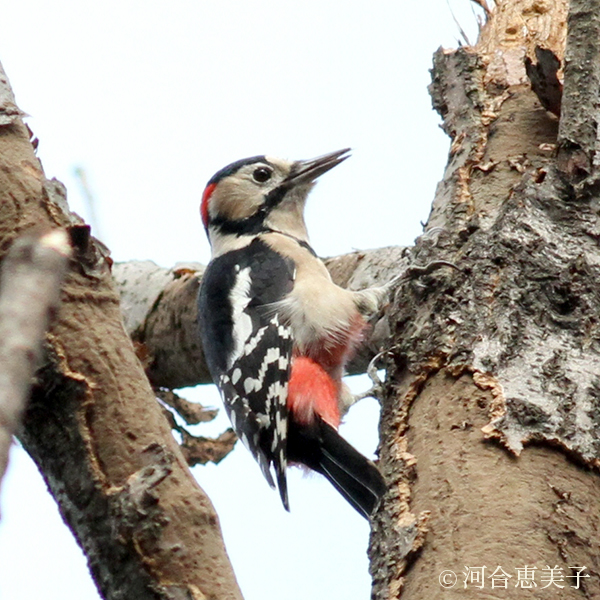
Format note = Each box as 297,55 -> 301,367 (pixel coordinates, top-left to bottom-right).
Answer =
288,356 -> 340,429
200,182 -> 216,229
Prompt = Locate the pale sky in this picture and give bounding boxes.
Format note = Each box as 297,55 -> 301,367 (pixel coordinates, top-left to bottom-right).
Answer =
0,2 -> 480,599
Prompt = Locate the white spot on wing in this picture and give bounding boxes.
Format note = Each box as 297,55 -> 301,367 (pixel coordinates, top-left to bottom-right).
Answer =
256,413 -> 269,427
228,266 -> 253,369
244,377 -> 257,394
242,325 -> 267,356
242,347 -> 284,393
271,402 -> 287,452
241,315 -> 289,358
268,381 -> 287,402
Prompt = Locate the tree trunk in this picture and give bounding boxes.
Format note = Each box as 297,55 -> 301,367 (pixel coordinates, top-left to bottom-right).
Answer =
369,1 -> 600,598
0,63 -> 243,600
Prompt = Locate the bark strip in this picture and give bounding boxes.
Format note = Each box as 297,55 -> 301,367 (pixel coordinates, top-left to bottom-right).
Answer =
557,0 -> 600,178
0,230 -> 70,497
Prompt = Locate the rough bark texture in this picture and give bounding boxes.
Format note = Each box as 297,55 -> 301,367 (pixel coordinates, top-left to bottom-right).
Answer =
557,0 -> 600,178
0,61 -> 243,600
370,1 -> 600,598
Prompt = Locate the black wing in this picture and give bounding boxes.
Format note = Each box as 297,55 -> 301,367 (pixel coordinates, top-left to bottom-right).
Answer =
198,238 -> 295,509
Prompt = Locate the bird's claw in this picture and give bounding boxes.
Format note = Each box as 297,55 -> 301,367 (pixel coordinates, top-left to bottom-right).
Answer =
354,350 -> 392,402
383,259 -> 459,293
404,259 -> 459,278
420,226 -> 445,243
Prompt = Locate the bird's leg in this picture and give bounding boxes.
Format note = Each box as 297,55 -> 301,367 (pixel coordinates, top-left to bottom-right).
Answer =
349,259 -> 458,405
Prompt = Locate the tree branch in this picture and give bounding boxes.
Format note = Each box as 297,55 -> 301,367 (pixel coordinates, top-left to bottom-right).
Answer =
113,245 -> 411,390
0,230 -> 70,499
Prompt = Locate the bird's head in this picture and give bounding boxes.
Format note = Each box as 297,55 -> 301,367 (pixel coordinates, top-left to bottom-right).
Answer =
200,149 -> 350,251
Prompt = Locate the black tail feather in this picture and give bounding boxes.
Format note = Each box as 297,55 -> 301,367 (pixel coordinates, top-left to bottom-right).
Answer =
287,417 -> 386,518
275,461 -> 290,511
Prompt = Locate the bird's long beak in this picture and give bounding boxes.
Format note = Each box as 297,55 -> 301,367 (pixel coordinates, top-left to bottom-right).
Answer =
288,148 -> 351,186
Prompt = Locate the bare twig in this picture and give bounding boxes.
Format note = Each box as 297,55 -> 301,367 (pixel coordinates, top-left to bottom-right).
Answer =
0,230 -> 71,498
180,429 -> 237,467
156,388 -> 218,425
447,0 -> 472,46
470,0 -> 492,19
160,402 -> 237,466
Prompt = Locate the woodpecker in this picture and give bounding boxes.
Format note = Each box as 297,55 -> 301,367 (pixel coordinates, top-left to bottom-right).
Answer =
197,149 -> 388,518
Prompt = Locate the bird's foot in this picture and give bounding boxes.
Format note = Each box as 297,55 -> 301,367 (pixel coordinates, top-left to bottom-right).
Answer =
354,350 -> 392,402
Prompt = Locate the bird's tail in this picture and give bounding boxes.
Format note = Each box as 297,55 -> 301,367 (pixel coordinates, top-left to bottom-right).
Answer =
287,417 -> 386,518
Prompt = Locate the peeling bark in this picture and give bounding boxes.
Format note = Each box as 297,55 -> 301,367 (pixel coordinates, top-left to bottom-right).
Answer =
370,1 -> 600,598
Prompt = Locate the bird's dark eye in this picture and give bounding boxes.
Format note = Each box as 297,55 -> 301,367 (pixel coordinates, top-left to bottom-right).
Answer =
253,167 -> 272,183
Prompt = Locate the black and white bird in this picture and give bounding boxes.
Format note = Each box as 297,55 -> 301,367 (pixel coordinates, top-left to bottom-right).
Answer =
197,149 -> 387,518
